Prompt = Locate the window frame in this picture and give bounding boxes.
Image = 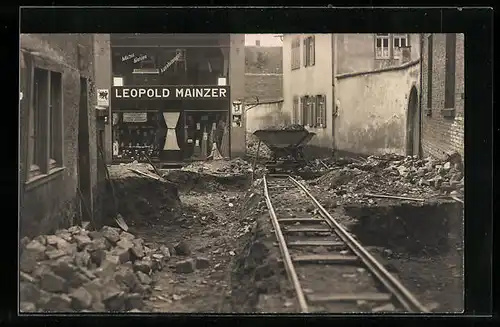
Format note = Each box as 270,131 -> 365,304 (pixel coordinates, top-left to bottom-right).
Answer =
444,33 -> 457,110
375,34 -> 391,59
304,36 -> 316,67
316,94 -> 327,128
25,53 -> 65,187
301,96 -> 309,126
291,37 -> 301,70
292,96 -> 300,124
309,96 -> 317,127
392,33 -> 410,59
426,34 -> 434,116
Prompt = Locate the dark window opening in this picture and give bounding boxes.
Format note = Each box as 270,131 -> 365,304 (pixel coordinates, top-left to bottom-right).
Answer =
444,34 -> 457,109
427,35 -> 433,109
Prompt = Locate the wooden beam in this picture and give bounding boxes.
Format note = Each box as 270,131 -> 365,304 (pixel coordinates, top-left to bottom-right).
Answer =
307,292 -> 392,303
278,254 -> 360,265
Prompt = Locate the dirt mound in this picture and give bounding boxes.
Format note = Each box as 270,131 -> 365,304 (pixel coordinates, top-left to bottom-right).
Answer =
164,169 -> 251,193
181,158 -> 253,176
19,225 -> 172,312
106,165 -> 181,229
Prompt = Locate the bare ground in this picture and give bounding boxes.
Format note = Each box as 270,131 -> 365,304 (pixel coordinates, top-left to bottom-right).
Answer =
134,190 -> 249,312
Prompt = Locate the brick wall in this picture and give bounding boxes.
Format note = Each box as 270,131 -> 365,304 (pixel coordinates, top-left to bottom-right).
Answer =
244,74 -> 283,102
19,34 -> 99,237
421,34 -> 464,160
245,46 -> 283,74
244,46 -> 283,101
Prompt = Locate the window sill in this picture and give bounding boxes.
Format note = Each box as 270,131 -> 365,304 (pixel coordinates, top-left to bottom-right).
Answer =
441,108 -> 456,118
24,167 -> 66,191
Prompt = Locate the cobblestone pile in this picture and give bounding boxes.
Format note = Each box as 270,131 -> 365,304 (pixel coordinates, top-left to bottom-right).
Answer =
19,225 -> 171,312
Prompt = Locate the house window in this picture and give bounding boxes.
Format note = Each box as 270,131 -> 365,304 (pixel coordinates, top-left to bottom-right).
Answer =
291,37 -> 301,70
310,96 -> 317,127
375,34 -> 391,59
304,36 -> 315,67
316,95 -> 327,128
444,34 -> 457,109
292,96 -> 300,124
427,34 -> 433,110
301,96 -> 309,126
393,33 -> 409,59
28,68 -> 63,180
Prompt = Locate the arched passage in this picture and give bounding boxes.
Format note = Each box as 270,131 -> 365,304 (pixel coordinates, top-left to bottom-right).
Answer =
406,86 -> 420,156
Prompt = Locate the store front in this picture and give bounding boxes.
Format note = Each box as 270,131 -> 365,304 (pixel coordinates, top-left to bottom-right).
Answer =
110,86 -> 230,163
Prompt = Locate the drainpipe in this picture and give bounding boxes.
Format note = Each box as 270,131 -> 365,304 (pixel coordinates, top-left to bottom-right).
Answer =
332,33 -> 338,154
418,33 -> 424,157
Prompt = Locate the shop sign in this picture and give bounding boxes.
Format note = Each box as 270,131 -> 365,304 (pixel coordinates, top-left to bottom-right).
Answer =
97,89 -> 109,106
123,112 -> 148,123
112,86 -> 229,100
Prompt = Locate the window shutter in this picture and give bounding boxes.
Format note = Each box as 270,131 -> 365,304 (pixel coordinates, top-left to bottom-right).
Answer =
303,39 -> 308,67
311,37 -> 315,66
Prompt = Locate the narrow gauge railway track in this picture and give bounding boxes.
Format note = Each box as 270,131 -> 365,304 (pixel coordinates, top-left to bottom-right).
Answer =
263,173 -> 429,313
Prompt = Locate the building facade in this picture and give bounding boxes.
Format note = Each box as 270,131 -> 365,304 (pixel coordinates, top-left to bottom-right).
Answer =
19,34 -> 104,237
282,33 -> 421,156
96,34 -> 245,165
420,34 -> 464,159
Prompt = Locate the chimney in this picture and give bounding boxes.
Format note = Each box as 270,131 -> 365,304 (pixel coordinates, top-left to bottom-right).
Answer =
401,46 -> 411,64
255,40 -> 261,46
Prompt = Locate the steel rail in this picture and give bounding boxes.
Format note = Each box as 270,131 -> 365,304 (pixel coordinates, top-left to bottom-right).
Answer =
263,175 -> 309,313
288,175 -> 430,313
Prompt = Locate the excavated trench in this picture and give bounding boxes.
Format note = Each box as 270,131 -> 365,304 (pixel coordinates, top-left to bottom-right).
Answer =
100,161 -> 463,313
226,178 -> 464,313
344,199 -> 464,312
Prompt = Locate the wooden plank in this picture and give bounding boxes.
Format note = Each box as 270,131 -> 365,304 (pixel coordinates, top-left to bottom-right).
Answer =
307,292 -> 392,303
283,226 -> 332,233
365,193 -> 425,202
281,240 -> 346,247
278,218 -> 324,224
279,254 -> 360,264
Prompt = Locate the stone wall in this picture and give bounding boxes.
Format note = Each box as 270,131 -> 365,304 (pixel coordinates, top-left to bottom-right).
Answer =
19,34 -> 99,237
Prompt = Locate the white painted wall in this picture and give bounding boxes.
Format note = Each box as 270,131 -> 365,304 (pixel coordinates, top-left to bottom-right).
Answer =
283,34 -> 334,149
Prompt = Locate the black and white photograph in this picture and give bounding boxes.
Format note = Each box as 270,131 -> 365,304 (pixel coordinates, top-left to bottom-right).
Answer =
17,7 -> 491,317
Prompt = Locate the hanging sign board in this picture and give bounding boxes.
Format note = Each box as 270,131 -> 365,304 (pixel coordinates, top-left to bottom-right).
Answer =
123,112 -> 148,123
97,89 -> 109,106
232,102 -> 243,115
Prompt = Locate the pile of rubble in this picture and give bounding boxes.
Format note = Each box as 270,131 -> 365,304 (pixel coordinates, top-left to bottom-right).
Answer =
246,132 -> 273,160
266,124 -> 306,131
181,158 -> 254,176
315,152 -> 464,204
19,225 -> 171,312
